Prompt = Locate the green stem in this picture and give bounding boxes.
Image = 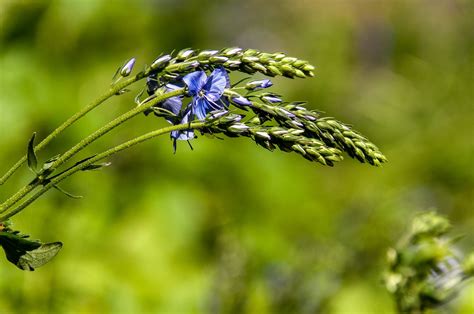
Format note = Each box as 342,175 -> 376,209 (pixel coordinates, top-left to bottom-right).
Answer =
0,74 -> 145,186
0,88 -> 185,213
0,121 -> 205,222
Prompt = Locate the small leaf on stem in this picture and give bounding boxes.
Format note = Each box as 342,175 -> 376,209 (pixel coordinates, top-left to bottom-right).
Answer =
27,133 -> 38,173
81,162 -> 112,171
53,185 -> 83,199
0,228 -> 62,271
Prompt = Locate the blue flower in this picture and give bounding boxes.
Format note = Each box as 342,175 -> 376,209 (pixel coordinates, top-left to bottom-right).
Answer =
146,68 -> 230,150
183,67 -> 230,120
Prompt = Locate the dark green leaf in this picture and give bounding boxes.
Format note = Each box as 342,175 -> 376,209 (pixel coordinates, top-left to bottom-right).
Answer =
0,231 -> 41,251
0,229 -> 63,271
27,132 -> 38,173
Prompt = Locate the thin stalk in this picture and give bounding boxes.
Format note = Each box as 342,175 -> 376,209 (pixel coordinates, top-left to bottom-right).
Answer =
0,73 -> 145,185
0,88 -> 185,213
0,121 -> 205,222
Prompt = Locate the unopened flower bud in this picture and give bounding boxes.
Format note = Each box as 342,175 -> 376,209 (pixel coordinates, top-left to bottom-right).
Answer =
209,55 -> 229,63
178,61 -> 200,71
176,49 -> 195,61
303,64 -> 316,72
223,60 -> 241,69
228,123 -> 250,133
245,79 -> 273,91
261,95 -> 283,104
198,50 -> 219,59
251,63 -> 267,72
120,58 -> 136,77
255,131 -> 271,140
281,57 -> 298,64
272,53 -> 286,60
267,65 -> 282,76
231,96 -> 252,106
151,54 -> 172,70
243,49 -> 258,56
222,47 -> 242,57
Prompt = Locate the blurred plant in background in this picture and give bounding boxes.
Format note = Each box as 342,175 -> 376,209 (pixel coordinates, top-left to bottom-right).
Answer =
384,212 -> 474,313
0,0 -> 472,313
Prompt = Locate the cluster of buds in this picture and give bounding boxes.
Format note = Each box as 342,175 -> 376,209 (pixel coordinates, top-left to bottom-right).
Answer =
144,47 -> 315,83
384,212 -> 474,313
202,113 -> 343,166
218,90 -> 387,166
139,48 -> 386,167
248,101 -> 387,166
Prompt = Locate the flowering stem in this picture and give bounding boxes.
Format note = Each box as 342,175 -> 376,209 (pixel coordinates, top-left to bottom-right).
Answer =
0,121 -> 205,222
0,88 -> 186,214
0,73 -> 146,186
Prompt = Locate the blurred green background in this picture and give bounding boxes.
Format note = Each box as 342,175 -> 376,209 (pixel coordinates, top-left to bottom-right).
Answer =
0,0 -> 473,313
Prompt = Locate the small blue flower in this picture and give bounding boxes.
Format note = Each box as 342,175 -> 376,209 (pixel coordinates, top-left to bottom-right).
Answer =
183,67 -> 230,120
146,68 -> 230,150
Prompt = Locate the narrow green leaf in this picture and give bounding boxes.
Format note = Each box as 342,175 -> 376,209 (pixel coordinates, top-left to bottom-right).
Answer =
53,185 -> 83,199
81,162 -> 111,171
27,132 -> 38,173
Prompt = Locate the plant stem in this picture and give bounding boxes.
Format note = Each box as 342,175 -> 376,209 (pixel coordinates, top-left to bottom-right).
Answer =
0,88 -> 185,213
0,73 -> 145,186
0,121 -> 205,222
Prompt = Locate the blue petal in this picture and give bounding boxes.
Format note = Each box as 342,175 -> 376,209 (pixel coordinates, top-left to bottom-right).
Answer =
183,71 -> 207,96
161,97 -> 182,115
202,67 -> 229,102
194,97 -> 210,120
161,83 -> 185,115
171,110 -> 195,141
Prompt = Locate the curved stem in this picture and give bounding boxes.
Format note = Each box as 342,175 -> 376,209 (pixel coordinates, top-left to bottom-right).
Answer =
0,73 -> 145,186
0,88 -> 185,213
0,121 -> 205,222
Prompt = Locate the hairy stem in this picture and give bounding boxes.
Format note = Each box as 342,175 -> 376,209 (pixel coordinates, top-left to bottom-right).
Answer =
0,74 -> 145,185
0,121 -> 204,221
0,88 -> 185,213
